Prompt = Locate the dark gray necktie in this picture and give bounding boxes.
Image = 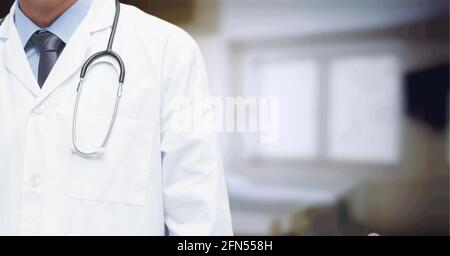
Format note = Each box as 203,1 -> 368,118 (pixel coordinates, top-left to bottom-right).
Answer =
30,31 -> 65,88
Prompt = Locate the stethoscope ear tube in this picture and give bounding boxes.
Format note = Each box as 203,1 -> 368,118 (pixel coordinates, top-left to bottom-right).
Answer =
72,0 -> 125,157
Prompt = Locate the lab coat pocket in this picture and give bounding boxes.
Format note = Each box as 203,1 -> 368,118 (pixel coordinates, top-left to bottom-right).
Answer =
68,115 -> 154,206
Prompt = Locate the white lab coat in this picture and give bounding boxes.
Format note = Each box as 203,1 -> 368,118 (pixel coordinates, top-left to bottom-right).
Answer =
0,0 -> 232,236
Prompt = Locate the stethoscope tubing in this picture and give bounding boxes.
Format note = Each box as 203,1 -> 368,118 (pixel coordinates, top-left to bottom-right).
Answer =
72,0 -> 125,157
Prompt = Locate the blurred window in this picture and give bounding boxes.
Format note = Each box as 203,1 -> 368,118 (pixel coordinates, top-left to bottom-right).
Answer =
327,55 -> 401,164
242,52 -> 401,165
251,60 -> 320,159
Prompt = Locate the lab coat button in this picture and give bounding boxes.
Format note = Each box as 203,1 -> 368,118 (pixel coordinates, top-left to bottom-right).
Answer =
30,175 -> 41,188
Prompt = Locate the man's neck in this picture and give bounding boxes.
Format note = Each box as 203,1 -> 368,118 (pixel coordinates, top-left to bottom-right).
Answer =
18,0 -> 77,28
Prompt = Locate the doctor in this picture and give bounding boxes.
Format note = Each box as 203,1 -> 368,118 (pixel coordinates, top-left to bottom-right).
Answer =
0,0 -> 233,235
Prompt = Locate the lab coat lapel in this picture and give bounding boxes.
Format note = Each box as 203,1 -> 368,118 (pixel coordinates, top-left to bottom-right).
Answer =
33,0 -> 115,108
1,15 -> 40,96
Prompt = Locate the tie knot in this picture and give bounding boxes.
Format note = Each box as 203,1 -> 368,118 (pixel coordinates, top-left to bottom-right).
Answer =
30,31 -> 65,53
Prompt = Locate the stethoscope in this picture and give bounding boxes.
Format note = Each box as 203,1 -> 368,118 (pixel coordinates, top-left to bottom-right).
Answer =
0,0 -> 124,157
72,0 -> 125,157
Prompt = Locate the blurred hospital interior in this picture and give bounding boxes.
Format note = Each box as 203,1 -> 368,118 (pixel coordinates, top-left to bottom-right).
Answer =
169,0 -> 449,236
1,0 -> 449,235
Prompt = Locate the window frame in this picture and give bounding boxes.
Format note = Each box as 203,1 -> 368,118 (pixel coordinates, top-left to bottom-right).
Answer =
230,37 -> 405,170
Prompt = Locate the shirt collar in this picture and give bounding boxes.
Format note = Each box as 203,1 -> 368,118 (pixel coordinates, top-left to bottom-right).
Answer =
14,0 -> 93,49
